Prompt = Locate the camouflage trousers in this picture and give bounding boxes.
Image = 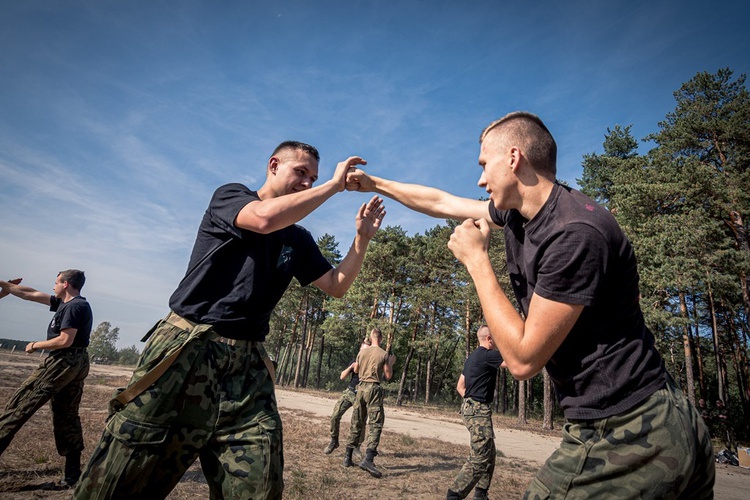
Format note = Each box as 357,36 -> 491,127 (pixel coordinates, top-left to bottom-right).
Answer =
450,398 -> 496,498
347,382 -> 384,453
330,387 -> 356,441
73,315 -> 282,500
0,349 -> 89,457
524,378 -> 715,499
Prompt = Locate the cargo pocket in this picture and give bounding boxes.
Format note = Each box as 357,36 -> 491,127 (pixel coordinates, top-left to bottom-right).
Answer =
106,411 -> 171,447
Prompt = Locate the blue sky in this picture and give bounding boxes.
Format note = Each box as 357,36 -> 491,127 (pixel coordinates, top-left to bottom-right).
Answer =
1,0 -> 748,348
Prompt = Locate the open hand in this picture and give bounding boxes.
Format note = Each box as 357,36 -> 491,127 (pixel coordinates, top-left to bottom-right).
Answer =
356,195 -> 386,239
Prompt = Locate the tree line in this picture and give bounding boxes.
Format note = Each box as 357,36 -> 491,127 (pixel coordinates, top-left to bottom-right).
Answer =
265,68 -> 750,448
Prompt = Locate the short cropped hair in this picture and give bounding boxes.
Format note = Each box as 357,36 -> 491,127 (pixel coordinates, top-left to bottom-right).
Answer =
58,269 -> 86,291
480,111 -> 557,176
370,327 -> 382,340
476,325 -> 490,341
271,141 -> 320,163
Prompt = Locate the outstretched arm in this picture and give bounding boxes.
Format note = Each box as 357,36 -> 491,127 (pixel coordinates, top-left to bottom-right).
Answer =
0,278 -> 22,300
313,195 -> 385,298
346,169 -> 499,227
236,156 -> 367,234
0,279 -> 51,306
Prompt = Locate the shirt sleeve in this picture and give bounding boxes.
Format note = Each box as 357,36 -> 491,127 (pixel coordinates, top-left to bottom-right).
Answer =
293,227 -> 334,286
49,296 -> 61,312
534,223 -> 607,306
207,183 -> 258,238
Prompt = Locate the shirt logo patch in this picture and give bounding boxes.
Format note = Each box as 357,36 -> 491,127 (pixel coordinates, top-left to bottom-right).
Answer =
585,204 -> 595,212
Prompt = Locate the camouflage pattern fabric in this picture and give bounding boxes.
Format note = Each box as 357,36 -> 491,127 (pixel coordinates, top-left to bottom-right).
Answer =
524,378 -> 715,499
450,398 -> 496,498
73,317 -> 282,500
0,349 -> 89,456
346,382 -> 384,452
330,387 -> 356,441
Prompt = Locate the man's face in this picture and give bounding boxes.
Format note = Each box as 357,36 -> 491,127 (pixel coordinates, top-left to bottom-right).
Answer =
271,150 -> 319,195
477,132 -> 513,210
52,274 -> 67,298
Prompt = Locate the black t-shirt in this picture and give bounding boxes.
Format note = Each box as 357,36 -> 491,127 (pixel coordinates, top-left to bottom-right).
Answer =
47,295 -> 93,347
169,183 -> 333,340
489,183 -> 666,420
463,346 -> 503,404
347,359 -> 360,391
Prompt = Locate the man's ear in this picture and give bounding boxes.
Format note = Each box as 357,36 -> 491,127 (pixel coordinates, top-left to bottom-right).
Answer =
268,156 -> 279,175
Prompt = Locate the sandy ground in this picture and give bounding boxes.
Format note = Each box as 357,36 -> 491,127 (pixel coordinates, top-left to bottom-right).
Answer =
1,354 -> 748,498
276,388 -> 750,499
277,389 -> 560,466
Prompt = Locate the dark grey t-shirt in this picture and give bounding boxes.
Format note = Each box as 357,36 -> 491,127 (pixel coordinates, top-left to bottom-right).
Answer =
169,183 -> 333,340
489,183 -> 666,420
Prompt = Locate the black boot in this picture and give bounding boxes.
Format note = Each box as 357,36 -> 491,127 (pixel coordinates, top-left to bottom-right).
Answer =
342,447 -> 354,467
324,438 -> 338,454
358,448 -> 382,478
446,489 -> 461,500
473,487 -> 489,499
61,450 -> 81,488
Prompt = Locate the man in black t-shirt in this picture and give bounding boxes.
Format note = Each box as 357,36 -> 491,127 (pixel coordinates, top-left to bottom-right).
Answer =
346,112 -> 714,498
75,141 -> 386,499
0,270 -> 93,488
447,325 -> 502,500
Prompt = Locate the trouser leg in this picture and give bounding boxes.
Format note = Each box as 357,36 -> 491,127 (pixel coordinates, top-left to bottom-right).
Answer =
199,341 -> 283,500
450,400 -> 495,498
51,353 -> 89,456
73,319 -> 216,499
0,353 -> 82,455
524,380 -> 715,499
329,389 -> 355,441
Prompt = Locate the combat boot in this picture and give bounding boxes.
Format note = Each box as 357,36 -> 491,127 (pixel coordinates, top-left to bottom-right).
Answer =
446,490 -> 461,500
358,448 -> 382,478
342,447 -> 354,467
473,487 -> 489,499
323,438 -> 338,454
60,450 -> 81,488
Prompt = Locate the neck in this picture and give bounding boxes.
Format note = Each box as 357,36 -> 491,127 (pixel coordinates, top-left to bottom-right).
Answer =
517,176 -> 555,221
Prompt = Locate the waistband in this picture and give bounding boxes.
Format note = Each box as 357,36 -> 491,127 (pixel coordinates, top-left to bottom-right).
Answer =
464,397 -> 491,406
359,381 -> 380,385
163,311 -> 257,347
50,347 -> 88,355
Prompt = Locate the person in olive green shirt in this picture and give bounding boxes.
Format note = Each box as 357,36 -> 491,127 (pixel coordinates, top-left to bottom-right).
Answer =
343,327 -> 395,478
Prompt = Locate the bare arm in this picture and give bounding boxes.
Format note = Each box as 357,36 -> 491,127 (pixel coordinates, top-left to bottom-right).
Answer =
236,156 -> 366,234
448,219 -> 583,380
313,196 -> 385,298
383,354 -> 396,381
456,374 -> 466,397
0,280 -> 51,306
340,362 -> 355,380
26,328 -> 77,353
347,170 -> 499,227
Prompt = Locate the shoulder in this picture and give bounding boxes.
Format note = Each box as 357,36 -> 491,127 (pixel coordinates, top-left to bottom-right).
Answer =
210,183 -> 258,204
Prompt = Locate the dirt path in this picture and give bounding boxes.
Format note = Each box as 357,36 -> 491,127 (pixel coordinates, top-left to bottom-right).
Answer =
277,388 -> 559,466
276,388 -> 750,499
